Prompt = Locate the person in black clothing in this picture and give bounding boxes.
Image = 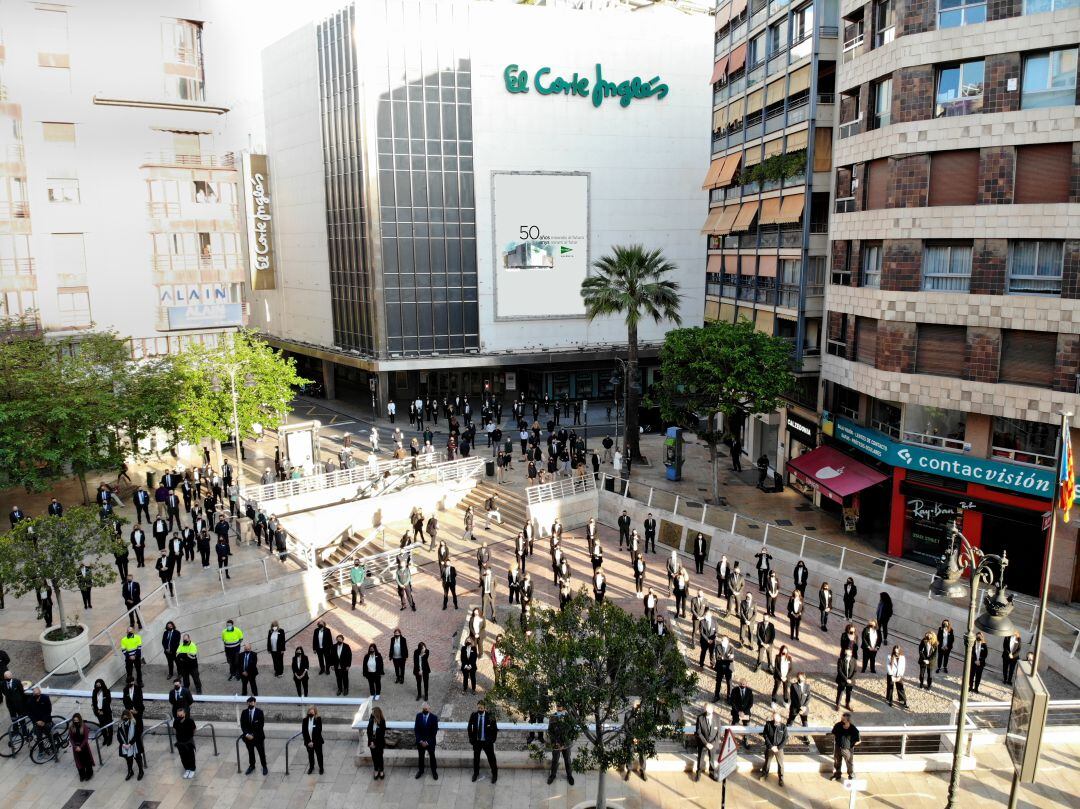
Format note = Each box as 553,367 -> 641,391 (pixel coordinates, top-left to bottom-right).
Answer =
117,710 -> 144,781
168,679 -> 193,719
173,708 -> 197,778
238,644 -> 259,696
130,525 -> 147,568
267,621 -> 286,677
842,577 -> 857,621
91,679 -> 113,746
760,709 -> 788,786
414,642 -> 431,701
831,713 -> 861,780
876,592 -> 894,643
546,705 -> 575,785
643,513 -> 657,553
692,532 -> 707,575
362,644 -> 384,699
1002,631 -> 1022,686
467,700 -> 499,783
787,672 -> 811,728
936,619 -> 955,674
161,622 -> 181,678
302,706 -> 324,774
835,649 -> 857,710
617,511 -> 631,549
970,632 -> 989,693
292,648 -> 310,697
730,437 -> 743,471
754,546 -> 772,591
728,680 -> 754,748
460,639 -> 478,692
861,620 -> 882,673
793,560 -> 809,596
240,697 -> 268,776
333,635 -> 352,696
367,705 -> 387,779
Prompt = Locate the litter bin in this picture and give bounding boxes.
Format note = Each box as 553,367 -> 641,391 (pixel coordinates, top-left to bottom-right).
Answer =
146,471 -> 155,489
485,460 -> 495,478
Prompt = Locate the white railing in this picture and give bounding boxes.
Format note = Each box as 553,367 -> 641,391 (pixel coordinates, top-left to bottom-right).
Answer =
241,451 -> 446,503
902,430 -> 966,453
526,473 -> 596,505
990,446 -> 1056,469
321,540 -> 424,594
319,526 -> 382,566
600,474 -> 1080,659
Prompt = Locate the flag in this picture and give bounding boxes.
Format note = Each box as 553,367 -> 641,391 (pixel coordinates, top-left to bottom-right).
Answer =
1059,422 -> 1075,523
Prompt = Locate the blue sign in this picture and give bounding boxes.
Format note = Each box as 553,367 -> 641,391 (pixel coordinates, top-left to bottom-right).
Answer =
167,303 -> 243,330
824,413 -> 1053,500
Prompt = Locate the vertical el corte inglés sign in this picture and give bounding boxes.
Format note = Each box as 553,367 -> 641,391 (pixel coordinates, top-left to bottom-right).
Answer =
244,153 -> 276,290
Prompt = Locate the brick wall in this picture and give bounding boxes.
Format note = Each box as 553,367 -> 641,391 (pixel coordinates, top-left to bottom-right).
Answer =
987,0 -> 1022,21
965,327 -> 1001,383
881,239 -> 922,292
852,162 -> 868,212
1054,333 -> 1080,393
978,147 -> 1015,205
877,321 -> 917,373
899,0 -> 936,37
892,66 -> 934,124
850,240 -> 863,287
844,316 -> 857,354
888,153 -> 930,208
971,238 -> 1008,295
1062,241 -> 1080,300
984,53 -> 1021,115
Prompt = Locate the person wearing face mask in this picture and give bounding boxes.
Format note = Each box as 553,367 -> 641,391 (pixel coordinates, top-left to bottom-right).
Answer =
302,706 -> 324,774
363,644 -> 384,700
91,679 -> 113,746
389,630 -> 409,684
173,707 -> 197,779
292,647 -> 310,697
69,712 -> 95,781
240,697 -> 268,776
121,628 -> 143,686
414,702 -> 439,780
161,621 -> 180,680
367,706 -> 387,780
176,634 -> 202,694
267,621 -> 286,677
467,700 -> 498,783
222,620 -> 243,680
333,634 -> 353,696
117,709 -> 144,781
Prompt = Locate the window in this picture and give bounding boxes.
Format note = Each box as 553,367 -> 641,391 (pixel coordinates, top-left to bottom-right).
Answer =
1021,48 -> 1078,110
922,243 -> 973,291
1008,241 -> 1063,295
56,288 -> 91,329
873,0 -> 895,47
793,4 -> 814,41
41,122 -> 75,144
51,233 -> 86,286
904,403 -> 967,444
1015,143 -> 1072,203
45,177 -> 79,203
938,0 -> 986,28
855,317 -> 878,365
1000,330 -> 1057,388
34,8 -> 68,55
748,33 -> 766,68
915,327 -> 966,378
1024,0 -> 1080,12
928,149 -> 979,206
992,417 -> 1058,467
0,235 -> 33,274
861,243 -> 882,287
162,19 -> 205,102
871,78 -> 892,129
935,60 -> 985,117
767,20 -> 788,55
1,290 -> 37,321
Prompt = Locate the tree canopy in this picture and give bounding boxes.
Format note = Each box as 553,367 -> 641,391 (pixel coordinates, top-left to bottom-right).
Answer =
488,591 -> 696,808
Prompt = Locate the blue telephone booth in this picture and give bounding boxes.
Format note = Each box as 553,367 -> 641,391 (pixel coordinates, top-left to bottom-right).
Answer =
664,426 -> 684,481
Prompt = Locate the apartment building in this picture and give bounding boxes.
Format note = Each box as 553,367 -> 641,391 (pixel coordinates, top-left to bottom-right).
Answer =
814,0 -> 1080,599
0,0 -> 260,355
703,0 -> 841,482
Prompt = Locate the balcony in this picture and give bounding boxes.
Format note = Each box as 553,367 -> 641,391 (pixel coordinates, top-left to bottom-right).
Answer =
148,201 -> 181,218
842,34 -> 864,63
834,196 -> 856,214
839,118 -> 862,139
990,446 -> 1056,469
935,94 -> 983,118
870,418 -> 901,440
790,35 -> 813,62
151,254 -> 244,284
141,151 -> 236,169
0,200 -> 29,219
902,430 -> 965,453
826,338 -> 847,358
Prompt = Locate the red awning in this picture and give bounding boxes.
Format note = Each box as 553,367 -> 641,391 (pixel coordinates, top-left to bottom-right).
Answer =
786,445 -> 888,500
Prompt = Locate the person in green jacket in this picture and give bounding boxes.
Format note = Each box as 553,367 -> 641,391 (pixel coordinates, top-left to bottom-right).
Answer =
350,560 -> 367,609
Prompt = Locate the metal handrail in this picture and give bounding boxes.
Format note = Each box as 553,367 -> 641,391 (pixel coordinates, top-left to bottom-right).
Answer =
599,473 -> 1080,656
283,730 -> 304,776
242,452 -> 447,503
90,719 -> 120,766
35,579 -> 177,688
321,541 -> 424,593
526,473 -> 596,505
142,719 -> 175,766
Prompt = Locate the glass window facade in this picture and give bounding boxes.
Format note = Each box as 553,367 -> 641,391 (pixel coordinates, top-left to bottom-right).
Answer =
317,3 -> 479,357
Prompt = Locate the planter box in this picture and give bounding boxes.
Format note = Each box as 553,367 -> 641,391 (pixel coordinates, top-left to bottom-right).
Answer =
41,623 -> 90,674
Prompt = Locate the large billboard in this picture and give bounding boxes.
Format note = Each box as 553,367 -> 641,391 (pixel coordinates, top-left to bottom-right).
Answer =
492,171 -> 588,320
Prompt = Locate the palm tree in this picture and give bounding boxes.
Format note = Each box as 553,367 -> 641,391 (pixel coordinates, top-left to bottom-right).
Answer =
581,245 -> 682,462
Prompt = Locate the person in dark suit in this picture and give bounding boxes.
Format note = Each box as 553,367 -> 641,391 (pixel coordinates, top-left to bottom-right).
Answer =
1002,631 -> 1022,685
267,621 -> 286,677
117,709 -> 144,781
414,703 -> 439,780
292,648 -> 310,698
467,700 -> 498,783
367,706 -> 387,780
970,632 -> 990,693
441,564 -> 458,610
787,590 -> 804,640
547,704 -> 575,785
122,678 -> 144,716
389,630 -> 409,683
414,642 -> 431,701
362,644 -> 384,699
312,622 -> 333,675
754,546 -> 772,591
460,639 -> 478,692
694,704 -> 721,781
692,532 -> 707,574
161,622 -> 180,679
835,649 -> 857,710
793,561 -> 809,596
643,513 -> 657,553
152,517 -> 169,551
1,670 -> 24,722
876,592 -> 894,643
238,644 -> 259,696
168,679 -> 193,718
760,709 -> 788,786
787,672 -> 811,728
91,679 -> 113,746
842,577 -> 857,621
302,706 -> 324,774
133,488 -> 151,523
617,510 -> 631,549
936,619 -> 956,674
333,635 -> 352,696
129,525 -> 147,568
155,550 -> 175,597
240,697 -> 267,775
861,620 -> 882,673
818,582 -> 833,631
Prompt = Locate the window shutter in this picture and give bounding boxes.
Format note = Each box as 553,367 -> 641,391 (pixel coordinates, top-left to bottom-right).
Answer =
1015,143 -> 1072,204
864,158 -> 889,210
855,317 -> 878,366
915,324 -> 966,376
999,330 -> 1057,388
813,128 -> 832,173
928,150 -> 979,207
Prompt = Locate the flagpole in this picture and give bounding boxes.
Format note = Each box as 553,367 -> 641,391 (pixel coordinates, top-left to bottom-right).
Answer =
1030,410 -> 1070,672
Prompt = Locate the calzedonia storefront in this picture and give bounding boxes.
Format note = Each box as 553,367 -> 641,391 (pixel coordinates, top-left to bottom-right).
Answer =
822,413 -> 1054,596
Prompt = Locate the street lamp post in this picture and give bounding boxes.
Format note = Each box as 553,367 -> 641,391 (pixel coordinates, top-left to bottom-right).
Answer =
212,364 -> 252,492
612,357 -> 629,478
937,522 -> 1016,809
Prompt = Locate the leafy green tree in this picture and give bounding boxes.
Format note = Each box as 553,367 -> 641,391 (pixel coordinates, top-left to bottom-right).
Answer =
488,591 -> 696,809
0,506 -> 124,639
581,245 -> 682,462
657,319 -> 795,503
172,330 -> 308,463
0,326 -> 180,501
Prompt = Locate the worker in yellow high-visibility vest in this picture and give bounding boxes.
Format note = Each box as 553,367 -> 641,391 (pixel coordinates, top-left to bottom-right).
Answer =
222,620 -> 244,680
120,628 -> 143,686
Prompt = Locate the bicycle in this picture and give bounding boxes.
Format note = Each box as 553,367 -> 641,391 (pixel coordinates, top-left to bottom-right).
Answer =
0,715 -> 35,758
27,716 -> 75,764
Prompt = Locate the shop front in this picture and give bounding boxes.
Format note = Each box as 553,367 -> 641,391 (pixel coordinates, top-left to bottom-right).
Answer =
783,410 -> 818,500
786,444 -> 890,531
823,412 -> 1055,596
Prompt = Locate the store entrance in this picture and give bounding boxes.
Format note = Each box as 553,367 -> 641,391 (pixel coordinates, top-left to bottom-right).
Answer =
979,511 -> 1047,597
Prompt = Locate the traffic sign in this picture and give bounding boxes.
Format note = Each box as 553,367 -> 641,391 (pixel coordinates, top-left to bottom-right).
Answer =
715,728 -> 738,781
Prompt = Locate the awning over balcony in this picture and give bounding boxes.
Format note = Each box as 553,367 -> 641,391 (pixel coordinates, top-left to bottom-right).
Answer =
786,445 -> 888,502
776,193 -> 806,224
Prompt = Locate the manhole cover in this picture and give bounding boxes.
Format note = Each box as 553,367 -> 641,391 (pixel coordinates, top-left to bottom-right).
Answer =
774,519 -> 793,526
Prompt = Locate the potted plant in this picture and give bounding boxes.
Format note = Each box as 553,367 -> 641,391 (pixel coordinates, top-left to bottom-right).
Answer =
0,506 -> 123,674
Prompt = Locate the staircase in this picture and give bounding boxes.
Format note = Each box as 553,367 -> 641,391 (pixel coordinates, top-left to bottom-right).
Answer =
322,529 -> 375,568
455,482 -> 531,534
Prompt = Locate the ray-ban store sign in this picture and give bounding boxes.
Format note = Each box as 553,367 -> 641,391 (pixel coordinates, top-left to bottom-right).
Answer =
503,64 -> 669,109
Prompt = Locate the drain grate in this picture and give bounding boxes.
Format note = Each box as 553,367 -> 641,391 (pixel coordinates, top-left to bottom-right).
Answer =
774,519 -> 793,526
